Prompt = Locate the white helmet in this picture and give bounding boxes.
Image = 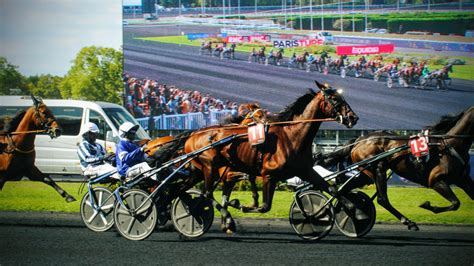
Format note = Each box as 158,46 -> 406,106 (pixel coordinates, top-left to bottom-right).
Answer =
81,122 -> 99,136
119,121 -> 139,138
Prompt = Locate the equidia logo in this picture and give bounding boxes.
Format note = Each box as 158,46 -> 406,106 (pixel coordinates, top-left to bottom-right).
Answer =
352,47 -> 379,54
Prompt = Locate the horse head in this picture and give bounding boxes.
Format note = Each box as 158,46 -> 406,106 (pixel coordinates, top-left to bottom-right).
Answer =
30,95 -> 62,138
238,103 -> 268,125
314,81 -> 358,128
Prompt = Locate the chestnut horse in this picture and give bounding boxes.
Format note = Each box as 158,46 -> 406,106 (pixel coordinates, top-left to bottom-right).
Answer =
183,81 -> 358,232
0,96 -> 76,202
321,107 -> 473,230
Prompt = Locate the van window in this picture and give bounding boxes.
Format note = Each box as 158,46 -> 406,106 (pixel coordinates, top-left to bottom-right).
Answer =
49,107 -> 83,136
89,110 -> 111,140
0,106 -> 27,131
103,107 -> 148,140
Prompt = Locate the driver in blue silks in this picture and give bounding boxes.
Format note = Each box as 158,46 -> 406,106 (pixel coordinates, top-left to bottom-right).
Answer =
116,122 -> 154,181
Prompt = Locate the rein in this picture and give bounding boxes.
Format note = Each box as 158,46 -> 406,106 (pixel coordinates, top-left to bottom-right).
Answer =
144,118 -> 338,152
4,134 -> 35,154
323,134 -> 474,158
0,129 -> 47,136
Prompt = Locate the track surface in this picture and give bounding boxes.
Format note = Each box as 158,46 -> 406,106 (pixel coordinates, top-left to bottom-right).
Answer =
1,223 -> 473,264
124,25 -> 474,130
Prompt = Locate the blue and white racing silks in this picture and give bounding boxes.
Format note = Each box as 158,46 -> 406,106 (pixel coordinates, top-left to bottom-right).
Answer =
77,140 -> 106,170
115,139 -> 147,177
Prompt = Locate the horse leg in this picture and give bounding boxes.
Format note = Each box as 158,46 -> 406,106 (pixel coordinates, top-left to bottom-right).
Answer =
28,166 -> 76,202
205,166 -> 236,233
241,177 -> 275,213
0,173 -> 6,190
249,175 -> 259,208
419,179 -> 461,214
374,163 -> 418,231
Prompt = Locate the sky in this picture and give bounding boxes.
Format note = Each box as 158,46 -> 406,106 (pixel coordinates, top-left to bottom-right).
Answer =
0,0 -> 123,76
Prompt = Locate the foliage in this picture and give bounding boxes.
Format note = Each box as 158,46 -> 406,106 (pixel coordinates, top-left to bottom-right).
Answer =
0,57 -> 29,95
332,19 -> 352,31
60,46 -> 123,104
28,74 -> 63,98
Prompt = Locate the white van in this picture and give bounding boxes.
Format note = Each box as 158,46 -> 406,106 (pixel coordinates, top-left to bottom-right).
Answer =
0,96 -> 150,177
309,31 -> 334,44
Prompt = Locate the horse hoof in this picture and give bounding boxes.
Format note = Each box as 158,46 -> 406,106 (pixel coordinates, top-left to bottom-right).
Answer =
419,201 -> 431,210
65,196 -> 77,203
228,199 -> 241,209
408,222 -> 420,231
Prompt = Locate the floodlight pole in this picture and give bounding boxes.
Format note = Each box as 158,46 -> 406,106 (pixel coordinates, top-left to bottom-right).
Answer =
340,0 -> 343,33
299,0 -> 303,31
310,0 -> 313,31
364,0 -> 368,35
321,0 -> 324,31
352,0 -> 355,32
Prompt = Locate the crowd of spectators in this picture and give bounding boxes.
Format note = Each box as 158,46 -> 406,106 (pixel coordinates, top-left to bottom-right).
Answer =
123,73 -> 239,118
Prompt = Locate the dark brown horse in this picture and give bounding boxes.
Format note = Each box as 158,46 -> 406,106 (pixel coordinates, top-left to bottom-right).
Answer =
321,107 -> 473,230
0,96 -> 76,202
183,81 -> 358,232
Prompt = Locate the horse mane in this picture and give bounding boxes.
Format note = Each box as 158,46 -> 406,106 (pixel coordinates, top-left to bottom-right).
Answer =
270,89 -> 317,122
426,109 -> 466,135
3,109 -> 27,133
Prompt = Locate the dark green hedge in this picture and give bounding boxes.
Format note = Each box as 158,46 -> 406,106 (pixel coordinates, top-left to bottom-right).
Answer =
387,17 -> 474,35
287,12 -> 474,34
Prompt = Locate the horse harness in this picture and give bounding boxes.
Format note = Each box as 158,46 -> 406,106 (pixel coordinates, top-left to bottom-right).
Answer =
1,134 -> 36,154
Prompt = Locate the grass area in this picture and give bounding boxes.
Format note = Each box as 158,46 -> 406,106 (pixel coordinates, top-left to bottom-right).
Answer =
137,35 -> 474,80
1,181 -> 473,224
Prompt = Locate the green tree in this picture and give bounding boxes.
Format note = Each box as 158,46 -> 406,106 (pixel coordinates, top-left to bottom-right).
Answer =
0,57 -> 29,95
28,74 -> 63,99
60,46 -> 123,104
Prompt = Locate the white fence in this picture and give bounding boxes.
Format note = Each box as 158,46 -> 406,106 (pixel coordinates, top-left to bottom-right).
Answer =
136,110 -> 233,130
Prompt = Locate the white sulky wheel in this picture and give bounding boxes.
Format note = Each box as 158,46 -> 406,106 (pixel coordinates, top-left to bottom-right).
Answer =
171,188 -> 214,239
114,189 -> 157,241
289,190 -> 334,241
334,191 -> 376,238
80,187 -> 115,232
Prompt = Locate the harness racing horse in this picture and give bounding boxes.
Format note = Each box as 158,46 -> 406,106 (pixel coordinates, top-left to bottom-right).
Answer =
265,49 -> 284,66
183,81 -> 358,232
256,47 -> 266,64
322,107 -> 474,230
428,63 -> 453,90
220,103 -> 268,227
200,41 -> 212,56
0,96 -> 76,202
221,44 -> 236,59
295,51 -> 309,69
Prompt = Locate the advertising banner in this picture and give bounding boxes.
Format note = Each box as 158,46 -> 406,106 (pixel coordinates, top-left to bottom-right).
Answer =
187,33 -> 227,40
225,35 -> 270,43
273,39 -> 322,48
336,44 -> 395,55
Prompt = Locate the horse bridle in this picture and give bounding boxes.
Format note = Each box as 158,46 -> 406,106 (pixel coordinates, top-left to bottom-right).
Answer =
34,104 -> 58,138
321,89 -> 345,122
244,108 -> 266,123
